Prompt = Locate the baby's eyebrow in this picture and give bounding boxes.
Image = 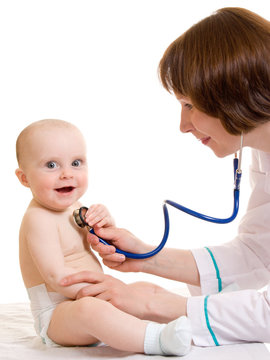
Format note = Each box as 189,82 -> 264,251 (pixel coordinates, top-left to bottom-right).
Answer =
37,157 -> 58,165
72,155 -> 87,162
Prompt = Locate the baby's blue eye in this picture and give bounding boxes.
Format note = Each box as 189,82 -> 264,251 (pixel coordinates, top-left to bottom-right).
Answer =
46,161 -> 57,169
72,159 -> 81,167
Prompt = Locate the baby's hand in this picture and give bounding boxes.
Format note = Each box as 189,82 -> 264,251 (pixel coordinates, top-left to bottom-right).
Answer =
85,204 -> 115,228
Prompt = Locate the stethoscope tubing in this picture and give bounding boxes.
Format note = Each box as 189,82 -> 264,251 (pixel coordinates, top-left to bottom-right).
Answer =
88,204 -> 170,259
88,188 -> 239,259
79,136 -> 243,259
165,189 -> 240,224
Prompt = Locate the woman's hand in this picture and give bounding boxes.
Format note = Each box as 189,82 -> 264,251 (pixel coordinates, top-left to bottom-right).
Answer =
62,271 -> 148,318
87,227 -> 152,272
60,271 -> 187,323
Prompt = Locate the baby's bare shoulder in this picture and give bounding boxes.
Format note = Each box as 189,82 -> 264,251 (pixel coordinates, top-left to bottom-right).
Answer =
21,205 -> 57,234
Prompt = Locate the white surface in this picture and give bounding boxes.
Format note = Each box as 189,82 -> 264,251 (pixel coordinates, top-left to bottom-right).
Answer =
0,303 -> 269,360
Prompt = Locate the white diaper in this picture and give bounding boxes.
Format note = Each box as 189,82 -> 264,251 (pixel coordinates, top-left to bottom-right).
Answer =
27,283 -> 68,347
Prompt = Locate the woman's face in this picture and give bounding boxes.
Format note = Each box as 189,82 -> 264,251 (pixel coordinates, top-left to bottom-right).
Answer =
177,95 -> 241,157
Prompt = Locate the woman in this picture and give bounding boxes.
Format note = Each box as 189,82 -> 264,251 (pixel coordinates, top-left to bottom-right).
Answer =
61,7 -> 270,346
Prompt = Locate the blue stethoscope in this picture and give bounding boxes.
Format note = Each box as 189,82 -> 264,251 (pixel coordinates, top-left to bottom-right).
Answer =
73,135 -> 243,259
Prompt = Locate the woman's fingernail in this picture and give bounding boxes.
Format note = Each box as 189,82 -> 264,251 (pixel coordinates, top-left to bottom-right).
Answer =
60,278 -> 67,285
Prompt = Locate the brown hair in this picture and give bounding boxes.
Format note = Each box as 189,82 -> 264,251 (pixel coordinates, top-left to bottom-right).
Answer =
159,7 -> 270,135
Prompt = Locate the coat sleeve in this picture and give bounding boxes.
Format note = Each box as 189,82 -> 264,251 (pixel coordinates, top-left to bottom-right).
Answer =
186,150 -> 270,345
187,285 -> 270,345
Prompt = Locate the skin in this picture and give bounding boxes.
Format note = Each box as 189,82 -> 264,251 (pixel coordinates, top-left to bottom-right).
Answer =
61,96 -> 270,322
177,95 -> 242,157
16,121 -> 151,352
16,124 -> 89,212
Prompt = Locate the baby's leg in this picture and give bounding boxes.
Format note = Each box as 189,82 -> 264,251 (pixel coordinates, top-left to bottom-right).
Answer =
47,296 -> 147,352
48,297 -> 191,355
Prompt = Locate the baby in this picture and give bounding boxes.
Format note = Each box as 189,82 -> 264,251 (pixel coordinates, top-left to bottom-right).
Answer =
15,119 -> 191,355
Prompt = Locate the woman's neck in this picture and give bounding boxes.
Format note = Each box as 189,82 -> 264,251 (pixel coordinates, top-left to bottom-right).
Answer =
244,122 -> 270,153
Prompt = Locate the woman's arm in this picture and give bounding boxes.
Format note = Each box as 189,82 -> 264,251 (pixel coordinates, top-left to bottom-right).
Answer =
60,271 -> 188,323
140,248 -> 200,286
87,226 -> 200,286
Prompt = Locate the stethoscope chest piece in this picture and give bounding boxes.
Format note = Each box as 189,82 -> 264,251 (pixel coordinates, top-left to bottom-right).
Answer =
73,206 -> 89,228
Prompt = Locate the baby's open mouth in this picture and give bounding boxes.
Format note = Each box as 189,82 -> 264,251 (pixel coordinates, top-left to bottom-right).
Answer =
55,186 -> 75,193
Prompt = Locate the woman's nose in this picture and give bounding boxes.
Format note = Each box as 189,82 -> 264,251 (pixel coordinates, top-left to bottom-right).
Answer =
179,109 -> 193,133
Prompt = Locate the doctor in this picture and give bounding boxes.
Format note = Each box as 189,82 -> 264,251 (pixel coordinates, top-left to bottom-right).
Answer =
61,7 -> 270,346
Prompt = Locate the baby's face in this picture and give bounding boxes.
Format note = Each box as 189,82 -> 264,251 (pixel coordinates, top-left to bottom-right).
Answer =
22,126 -> 88,211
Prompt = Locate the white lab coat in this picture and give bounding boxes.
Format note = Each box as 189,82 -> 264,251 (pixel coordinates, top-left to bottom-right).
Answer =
187,149 -> 270,346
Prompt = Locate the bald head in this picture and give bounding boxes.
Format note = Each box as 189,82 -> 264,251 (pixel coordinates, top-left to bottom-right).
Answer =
16,119 -> 84,170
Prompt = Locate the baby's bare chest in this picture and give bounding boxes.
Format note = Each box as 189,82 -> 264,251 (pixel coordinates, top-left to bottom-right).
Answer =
58,220 -> 102,272
59,220 -> 86,255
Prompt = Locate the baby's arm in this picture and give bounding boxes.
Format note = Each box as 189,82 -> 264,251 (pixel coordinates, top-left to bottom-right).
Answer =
24,210 -> 92,299
85,204 -> 115,228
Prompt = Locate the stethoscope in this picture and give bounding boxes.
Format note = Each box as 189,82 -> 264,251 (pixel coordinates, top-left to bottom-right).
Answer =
73,134 -> 243,259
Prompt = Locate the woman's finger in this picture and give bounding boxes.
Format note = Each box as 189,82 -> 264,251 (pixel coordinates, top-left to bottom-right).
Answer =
60,270 -> 105,286
87,233 -> 100,246
76,283 -> 107,299
91,241 -> 117,256
101,253 -> 126,263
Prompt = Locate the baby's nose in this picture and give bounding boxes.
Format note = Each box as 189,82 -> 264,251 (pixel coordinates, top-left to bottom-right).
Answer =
60,167 -> 74,179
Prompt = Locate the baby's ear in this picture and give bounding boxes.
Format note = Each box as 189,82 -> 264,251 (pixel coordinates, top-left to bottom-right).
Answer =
15,168 -> 30,188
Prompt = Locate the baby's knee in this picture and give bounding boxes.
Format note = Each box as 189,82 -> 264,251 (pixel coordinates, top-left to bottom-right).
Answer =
75,296 -> 113,321
76,296 -> 102,313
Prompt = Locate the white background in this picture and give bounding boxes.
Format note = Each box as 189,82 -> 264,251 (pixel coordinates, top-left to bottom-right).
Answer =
0,0 -> 268,304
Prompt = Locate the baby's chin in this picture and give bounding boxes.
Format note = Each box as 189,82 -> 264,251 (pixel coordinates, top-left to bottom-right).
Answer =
33,197 -> 75,212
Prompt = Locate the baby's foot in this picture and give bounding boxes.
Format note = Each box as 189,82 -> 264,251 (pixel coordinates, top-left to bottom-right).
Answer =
160,316 -> 192,356
144,316 -> 192,356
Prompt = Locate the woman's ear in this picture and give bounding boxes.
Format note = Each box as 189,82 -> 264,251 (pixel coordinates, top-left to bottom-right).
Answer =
15,168 -> 30,188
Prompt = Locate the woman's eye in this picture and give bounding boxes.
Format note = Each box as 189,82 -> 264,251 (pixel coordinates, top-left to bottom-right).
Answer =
46,161 -> 58,169
184,103 -> 193,110
72,159 -> 81,167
